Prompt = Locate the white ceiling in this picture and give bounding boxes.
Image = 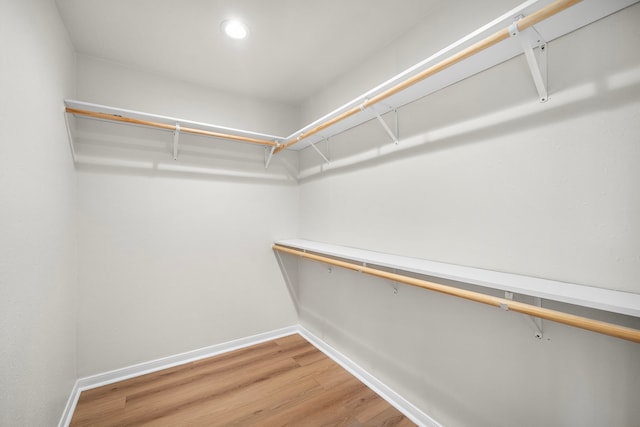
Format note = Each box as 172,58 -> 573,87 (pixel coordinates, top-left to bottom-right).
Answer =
55,0 -> 443,106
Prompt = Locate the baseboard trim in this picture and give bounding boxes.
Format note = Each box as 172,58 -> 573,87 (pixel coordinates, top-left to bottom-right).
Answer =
59,324 -> 440,427
297,326 -> 441,427
58,382 -> 81,427
58,325 -> 298,427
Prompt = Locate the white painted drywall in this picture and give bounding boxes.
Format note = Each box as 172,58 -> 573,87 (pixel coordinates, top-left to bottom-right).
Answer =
74,61 -> 299,376
71,56 -> 300,183
295,4 -> 640,427
3,1 -> 638,426
76,171 -> 298,376
0,0 -> 77,425
299,0 -> 523,125
76,55 -> 299,137
299,3 -> 640,294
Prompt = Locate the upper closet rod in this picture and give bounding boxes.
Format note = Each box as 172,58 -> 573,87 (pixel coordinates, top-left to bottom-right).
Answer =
274,0 -> 581,153
66,107 -> 279,147
273,244 -> 640,343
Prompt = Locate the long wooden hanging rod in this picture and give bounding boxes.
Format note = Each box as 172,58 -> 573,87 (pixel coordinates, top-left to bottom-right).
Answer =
275,0 -> 582,153
65,107 -> 279,147
273,244 -> 640,343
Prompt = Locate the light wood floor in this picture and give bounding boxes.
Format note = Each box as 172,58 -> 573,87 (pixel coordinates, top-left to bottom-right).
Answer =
70,334 -> 415,426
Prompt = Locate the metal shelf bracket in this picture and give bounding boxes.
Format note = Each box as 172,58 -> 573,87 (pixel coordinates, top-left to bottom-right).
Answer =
529,297 -> 544,339
265,144 -> 277,169
510,20 -> 548,102
310,138 -> 331,165
173,123 -> 180,160
360,100 -> 399,145
63,107 -> 77,162
505,291 -> 543,339
374,110 -> 399,145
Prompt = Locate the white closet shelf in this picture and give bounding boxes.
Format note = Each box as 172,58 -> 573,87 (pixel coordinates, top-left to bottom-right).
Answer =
275,239 -> 640,318
64,0 -> 638,165
64,99 -> 285,146
281,0 -> 639,152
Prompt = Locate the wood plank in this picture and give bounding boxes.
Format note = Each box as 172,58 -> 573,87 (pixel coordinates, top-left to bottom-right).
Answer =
133,358 -> 336,425
70,334 -> 415,426
69,394 -> 125,426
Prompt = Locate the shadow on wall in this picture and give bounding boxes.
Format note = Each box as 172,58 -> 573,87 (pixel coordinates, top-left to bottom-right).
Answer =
67,115 -> 299,185
66,61 -> 640,184
298,62 -> 640,181
298,290 -> 495,427
284,253 -> 640,427
272,248 -> 301,317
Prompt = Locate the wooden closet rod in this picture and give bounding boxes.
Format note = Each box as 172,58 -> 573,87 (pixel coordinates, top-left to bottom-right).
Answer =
275,0 -> 581,153
273,244 -> 640,343
66,107 -> 278,147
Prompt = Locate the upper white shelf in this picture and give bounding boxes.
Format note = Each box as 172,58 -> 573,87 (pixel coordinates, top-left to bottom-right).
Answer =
285,0 -> 638,151
64,0 -> 638,160
65,99 -> 286,143
276,239 -> 640,318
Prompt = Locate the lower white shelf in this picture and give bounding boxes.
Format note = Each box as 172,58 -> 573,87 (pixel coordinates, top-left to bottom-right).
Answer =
275,239 -> 640,318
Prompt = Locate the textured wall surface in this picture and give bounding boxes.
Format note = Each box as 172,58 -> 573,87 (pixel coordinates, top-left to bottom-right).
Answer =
76,172 -> 298,376
0,0 -> 77,425
296,4 -> 640,427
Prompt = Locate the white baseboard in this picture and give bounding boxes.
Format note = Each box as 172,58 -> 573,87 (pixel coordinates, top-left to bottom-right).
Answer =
297,326 -> 441,427
58,325 -> 298,427
58,383 -> 81,427
59,324 -> 440,427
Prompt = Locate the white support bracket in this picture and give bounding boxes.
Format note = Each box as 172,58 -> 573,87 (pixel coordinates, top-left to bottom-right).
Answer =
63,107 -> 77,163
273,249 -> 300,316
264,144 -> 277,169
529,297 -> 544,339
310,138 -> 330,165
505,292 -> 543,339
173,123 -> 180,160
374,110 -> 399,145
509,20 -> 548,103
360,101 -> 399,145
358,262 -> 367,273
389,268 -> 399,295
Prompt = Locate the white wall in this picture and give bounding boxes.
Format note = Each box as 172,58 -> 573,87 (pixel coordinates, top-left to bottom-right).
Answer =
74,60 -> 299,376
295,4 -> 640,427
0,0 -> 77,425
76,172 -> 298,376
300,4 -> 640,293
2,1 -> 638,425
76,55 -> 299,136
299,0 -> 522,125
72,55 -> 299,183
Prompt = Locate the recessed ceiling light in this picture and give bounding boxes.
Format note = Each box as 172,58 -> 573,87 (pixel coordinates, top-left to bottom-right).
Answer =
222,19 -> 248,40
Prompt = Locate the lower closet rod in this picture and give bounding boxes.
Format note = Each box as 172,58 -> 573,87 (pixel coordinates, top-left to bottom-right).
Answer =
273,244 -> 640,343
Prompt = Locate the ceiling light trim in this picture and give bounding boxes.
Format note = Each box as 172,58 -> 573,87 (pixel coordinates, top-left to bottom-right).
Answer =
221,19 -> 248,40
